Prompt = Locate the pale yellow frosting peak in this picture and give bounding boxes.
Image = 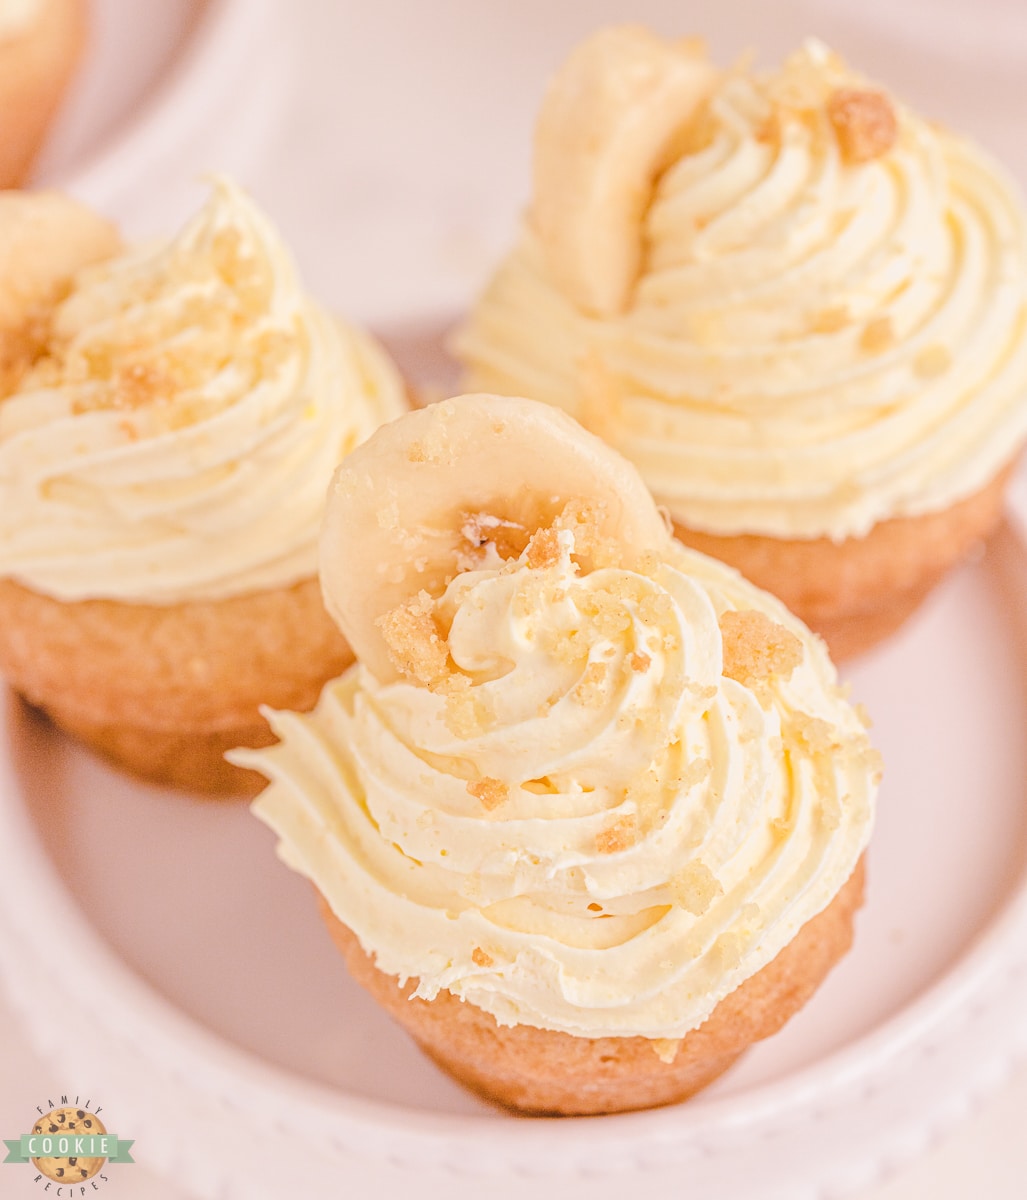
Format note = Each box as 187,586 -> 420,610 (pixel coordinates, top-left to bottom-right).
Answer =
0,177 -> 406,603
237,516 -> 878,1040
456,34 -> 1027,540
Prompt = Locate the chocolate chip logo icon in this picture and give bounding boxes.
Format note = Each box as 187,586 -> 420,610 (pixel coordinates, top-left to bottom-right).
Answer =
30,1107 -> 107,1183
3,1098 -> 133,1188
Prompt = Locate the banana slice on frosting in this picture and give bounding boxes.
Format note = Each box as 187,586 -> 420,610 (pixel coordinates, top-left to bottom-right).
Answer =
532,25 -> 717,316
319,393 -> 671,683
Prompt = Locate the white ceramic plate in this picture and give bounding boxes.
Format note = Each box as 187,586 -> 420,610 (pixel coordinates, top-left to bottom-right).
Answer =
4,3 -> 1027,1197
1,361 -> 1027,1197
30,0 -> 290,234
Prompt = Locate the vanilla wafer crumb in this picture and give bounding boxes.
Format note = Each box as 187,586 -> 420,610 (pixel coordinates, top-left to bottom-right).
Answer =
670,860 -> 723,916
595,813 -> 638,855
579,586 -> 633,638
827,87 -> 898,163
720,610 -> 803,688
792,712 -> 842,753
525,525 -> 563,569
377,590 -> 449,686
554,497 -> 620,566
677,757 -> 711,789
539,623 -> 590,665
467,777 -> 508,811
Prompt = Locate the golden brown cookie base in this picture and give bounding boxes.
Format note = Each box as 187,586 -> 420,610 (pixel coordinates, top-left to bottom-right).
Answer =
0,575 -> 353,796
318,858 -> 865,1116
0,0 -> 86,187
674,467 -> 1013,660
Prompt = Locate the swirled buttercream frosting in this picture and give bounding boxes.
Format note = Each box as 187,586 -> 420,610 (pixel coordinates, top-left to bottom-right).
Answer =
238,514 -> 878,1039
0,177 -> 406,603
456,33 -> 1027,540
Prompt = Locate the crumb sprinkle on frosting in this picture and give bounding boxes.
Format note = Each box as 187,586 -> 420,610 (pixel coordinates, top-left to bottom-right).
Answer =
467,777 -> 509,811
719,610 -> 804,688
377,590 -> 450,686
0,177 -> 407,604
241,447 -> 880,1042
455,32 -> 1027,543
827,87 -> 899,163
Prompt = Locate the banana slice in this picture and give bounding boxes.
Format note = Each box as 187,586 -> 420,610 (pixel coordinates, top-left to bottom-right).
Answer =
0,191 -> 120,331
532,26 -> 718,317
320,393 -> 671,683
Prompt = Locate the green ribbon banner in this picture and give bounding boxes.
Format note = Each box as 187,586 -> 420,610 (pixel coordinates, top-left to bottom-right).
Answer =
3,1135 -> 134,1164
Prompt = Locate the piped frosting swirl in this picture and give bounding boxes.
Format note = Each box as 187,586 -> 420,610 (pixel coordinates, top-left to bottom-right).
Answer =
0,178 -> 406,603
238,413 -> 879,1039
456,34 -> 1027,540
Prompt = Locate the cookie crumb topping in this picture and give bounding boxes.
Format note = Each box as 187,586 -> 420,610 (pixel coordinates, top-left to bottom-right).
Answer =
791,712 -> 884,785
578,586 -> 634,638
670,860 -> 723,916
467,777 -> 509,811
827,87 -> 898,163
377,590 -> 450,686
525,525 -> 563,569
719,610 -> 803,688
553,497 -> 620,567
595,813 -> 638,855
793,711 -> 842,753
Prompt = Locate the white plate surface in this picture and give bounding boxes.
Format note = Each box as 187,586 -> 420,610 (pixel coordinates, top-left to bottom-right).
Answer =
3,3 -> 1027,1197
29,0 -> 290,235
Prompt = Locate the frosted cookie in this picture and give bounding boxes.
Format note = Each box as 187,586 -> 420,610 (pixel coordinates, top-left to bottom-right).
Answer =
455,30 -> 1027,657
235,394 -> 881,1114
0,178 -> 408,794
